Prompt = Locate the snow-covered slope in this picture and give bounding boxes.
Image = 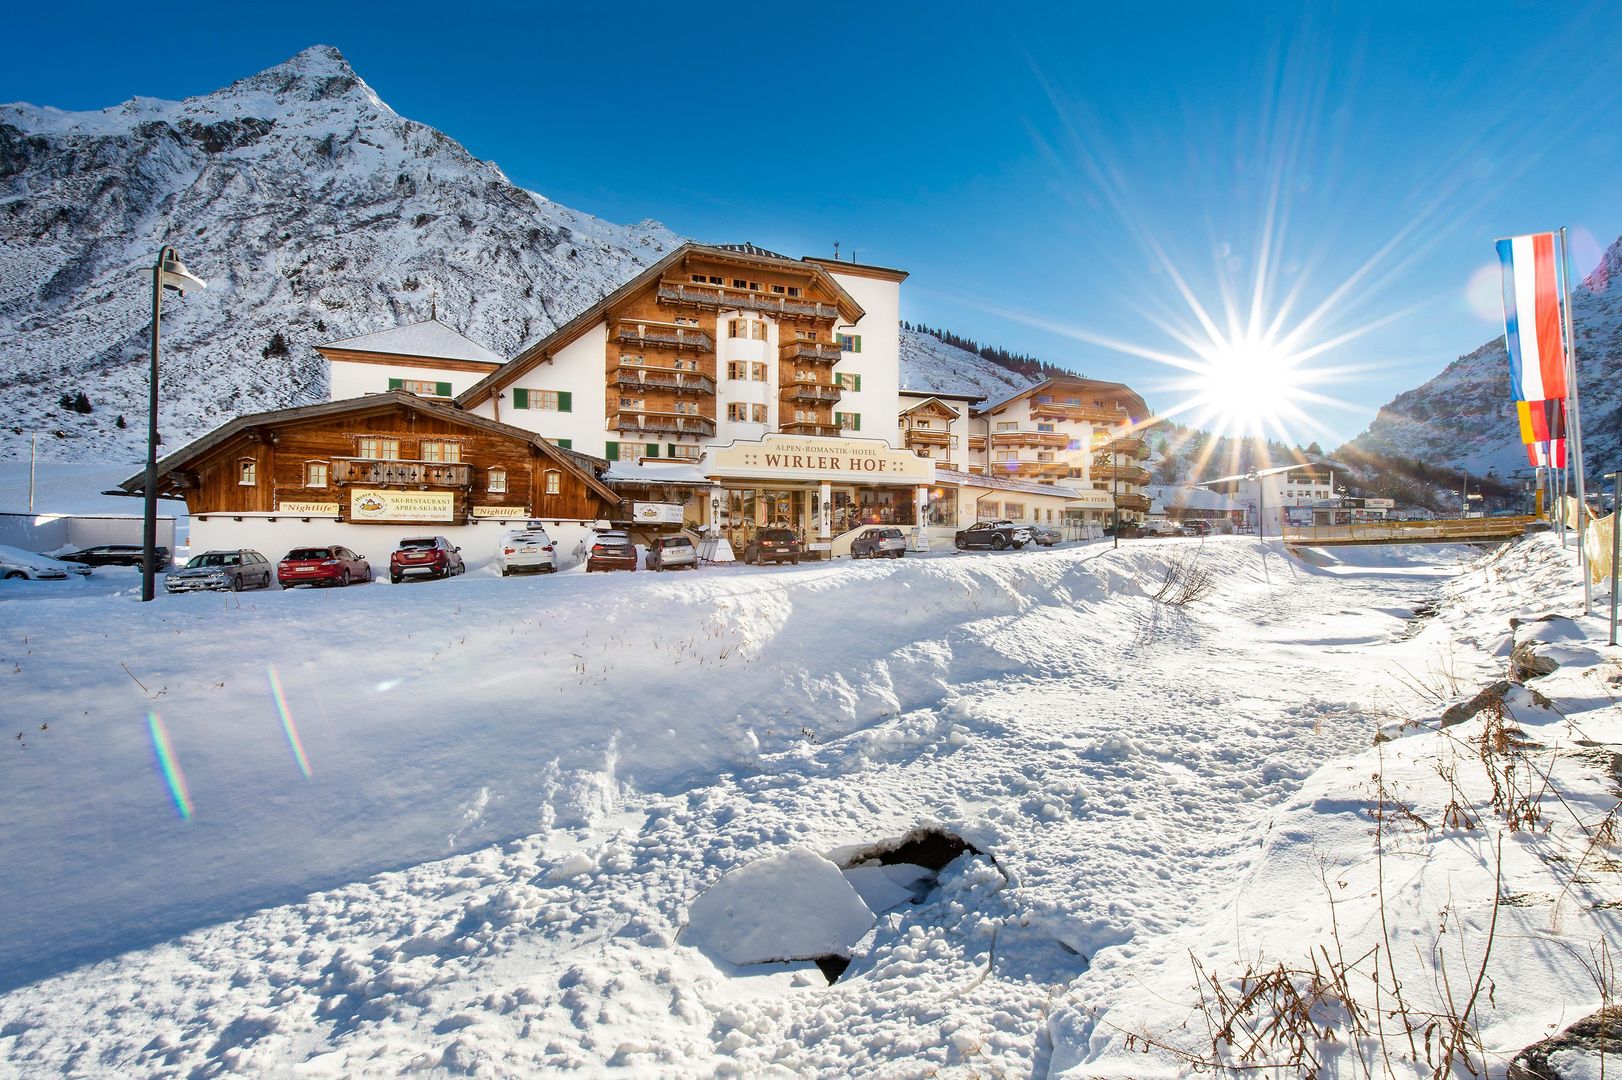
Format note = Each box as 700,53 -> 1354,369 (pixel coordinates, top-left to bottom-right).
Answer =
899,328 -> 1040,400
1347,234 -> 1622,475
0,46 -> 680,461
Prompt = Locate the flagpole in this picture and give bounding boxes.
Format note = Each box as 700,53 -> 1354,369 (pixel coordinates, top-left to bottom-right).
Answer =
1560,226 -> 1591,614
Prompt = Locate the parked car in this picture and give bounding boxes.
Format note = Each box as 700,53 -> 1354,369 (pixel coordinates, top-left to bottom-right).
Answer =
1179,520 -> 1212,537
1027,523 -> 1062,546
850,527 -> 907,559
164,549 -> 274,592
586,529 -> 638,572
497,528 -> 558,576
646,534 -> 697,571
277,545 -> 373,588
744,528 -> 802,565
55,544 -> 171,570
389,536 -> 464,583
1104,521 -> 1145,540
953,520 -> 1031,551
0,545 -> 92,580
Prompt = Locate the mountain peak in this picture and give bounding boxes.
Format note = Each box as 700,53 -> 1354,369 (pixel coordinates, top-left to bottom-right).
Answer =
216,44 -> 384,113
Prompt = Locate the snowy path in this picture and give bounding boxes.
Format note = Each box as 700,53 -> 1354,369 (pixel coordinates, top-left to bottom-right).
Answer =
0,538 -> 1523,1075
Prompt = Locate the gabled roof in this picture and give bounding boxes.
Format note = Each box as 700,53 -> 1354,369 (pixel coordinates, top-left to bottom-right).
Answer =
900,397 -> 962,420
317,318 -> 504,365
118,391 -> 620,505
717,242 -> 790,260
900,388 -> 985,403
977,375 -> 1150,423
458,243 -> 867,409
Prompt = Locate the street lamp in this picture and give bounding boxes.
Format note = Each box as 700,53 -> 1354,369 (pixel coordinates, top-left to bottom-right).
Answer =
1246,469 -> 1264,541
141,247 -> 206,602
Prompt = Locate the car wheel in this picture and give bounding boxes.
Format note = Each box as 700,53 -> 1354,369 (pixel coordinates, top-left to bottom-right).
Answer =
391,573 -> 402,584
792,556 -> 800,565
339,570 -> 351,587
894,551 -> 904,559
954,538 -> 967,551
3,570 -> 25,580
228,576 -> 241,592
1013,541 -> 1026,549
991,535 -> 1008,550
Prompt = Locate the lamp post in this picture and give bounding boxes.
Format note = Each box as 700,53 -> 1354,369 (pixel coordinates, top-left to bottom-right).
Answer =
141,247 -> 206,602
1246,469 -> 1263,541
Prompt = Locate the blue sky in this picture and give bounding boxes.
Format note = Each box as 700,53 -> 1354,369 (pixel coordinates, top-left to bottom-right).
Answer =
8,2 -> 1621,447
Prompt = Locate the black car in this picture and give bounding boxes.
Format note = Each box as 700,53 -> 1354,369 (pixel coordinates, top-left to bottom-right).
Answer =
744,529 -> 801,565
954,520 -> 1032,551
58,544 -> 172,570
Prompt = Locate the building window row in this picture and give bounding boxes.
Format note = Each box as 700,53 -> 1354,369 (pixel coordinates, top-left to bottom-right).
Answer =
834,411 -> 861,431
388,378 -> 452,397
726,361 -> 769,381
836,372 -> 862,392
727,318 -> 769,341
691,274 -> 803,298
511,388 -> 572,412
728,403 -> 769,423
836,333 -> 862,353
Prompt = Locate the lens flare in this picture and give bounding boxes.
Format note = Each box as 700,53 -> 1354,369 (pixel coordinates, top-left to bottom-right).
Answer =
146,711 -> 193,819
267,665 -> 312,779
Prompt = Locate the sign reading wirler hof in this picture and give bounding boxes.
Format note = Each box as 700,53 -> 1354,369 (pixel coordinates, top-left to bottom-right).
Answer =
348,487 -> 455,522
706,435 -> 933,484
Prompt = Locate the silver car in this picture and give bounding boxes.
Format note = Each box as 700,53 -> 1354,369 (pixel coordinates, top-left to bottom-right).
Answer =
850,527 -> 907,559
165,550 -> 275,592
646,535 -> 697,571
1027,523 -> 1062,546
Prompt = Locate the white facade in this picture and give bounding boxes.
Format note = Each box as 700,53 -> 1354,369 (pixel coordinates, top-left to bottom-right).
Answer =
328,358 -> 491,402
471,326 -> 611,455
824,267 -> 902,447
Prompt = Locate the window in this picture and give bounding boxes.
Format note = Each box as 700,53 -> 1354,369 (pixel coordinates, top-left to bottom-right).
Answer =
488,468 -> 507,494
667,444 -> 701,461
835,411 -> 861,431
1003,502 -> 1025,519
420,441 -> 461,463
752,322 -> 767,341
916,419 -> 933,429
751,404 -> 767,423
796,329 -> 818,341
752,362 -> 768,381
674,316 -> 699,327
996,450 -> 1019,462
621,353 -> 645,367
356,437 -> 400,460
728,318 -> 748,339
786,286 -> 801,298
1037,452 -> 1055,463
836,333 -> 862,353
673,401 -> 698,415
1036,423 -> 1055,432
728,403 -> 748,422
238,459 -> 257,486
304,461 -> 328,488
996,422 -> 1018,432
726,361 -> 746,381
621,397 -> 645,411
771,283 -> 786,294
691,274 -> 707,283
748,280 -> 762,291
544,470 -> 561,496
837,372 -> 862,392
732,278 -> 748,288
1037,394 -> 1053,403
709,275 -> 723,285
511,388 -> 571,412
388,377 -> 451,396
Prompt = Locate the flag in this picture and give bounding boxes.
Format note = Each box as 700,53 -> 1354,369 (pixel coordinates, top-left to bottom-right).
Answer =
1526,439 -> 1566,468
1496,233 -> 1568,401
1515,398 -> 1565,446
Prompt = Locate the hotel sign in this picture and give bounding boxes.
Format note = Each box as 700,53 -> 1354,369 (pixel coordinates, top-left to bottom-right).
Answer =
277,501 -> 340,515
706,435 -> 933,484
349,488 -> 454,522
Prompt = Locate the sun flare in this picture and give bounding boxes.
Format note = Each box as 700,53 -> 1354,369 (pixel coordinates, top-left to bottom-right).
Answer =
1180,336 -> 1306,439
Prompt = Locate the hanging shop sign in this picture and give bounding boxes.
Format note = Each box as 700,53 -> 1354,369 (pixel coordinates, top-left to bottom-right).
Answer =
276,501 -> 340,515
705,435 -> 933,483
348,487 -> 455,522
633,502 -> 686,525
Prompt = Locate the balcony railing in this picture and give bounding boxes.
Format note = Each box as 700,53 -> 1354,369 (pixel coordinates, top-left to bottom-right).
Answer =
331,458 -> 472,488
614,369 -> 716,394
778,341 -> 842,364
1114,493 -> 1152,512
781,421 -> 843,437
614,325 -> 715,352
993,430 -> 1069,448
612,412 -> 716,437
657,283 -> 840,320
1031,399 -> 1134,424
1094,435 -> 1149,459
904,428 -> 950,446
780,382 -> 843,404
1092,464 -> 1152,486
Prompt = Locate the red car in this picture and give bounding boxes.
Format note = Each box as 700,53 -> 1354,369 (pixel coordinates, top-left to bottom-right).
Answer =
586,530 -> 638,572
390,536 -> 465,583
277,545 -> 373,588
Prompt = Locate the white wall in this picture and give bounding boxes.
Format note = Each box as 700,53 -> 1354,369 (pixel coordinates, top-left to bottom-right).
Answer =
715,312 -> 775,445
826,270 -> 901,447
479,325 -> 611,455
328,360 -> 494,403
188,515 -> 601,573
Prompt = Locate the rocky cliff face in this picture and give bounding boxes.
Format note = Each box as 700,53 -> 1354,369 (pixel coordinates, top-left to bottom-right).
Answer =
1346,234 -> 1622,478
0,45 -> 680,460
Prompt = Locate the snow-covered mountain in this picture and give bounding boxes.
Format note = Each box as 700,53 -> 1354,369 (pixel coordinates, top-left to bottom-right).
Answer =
0,45 -> 680,461
1347,233 -> 1622,476
898,328 -> 1039,401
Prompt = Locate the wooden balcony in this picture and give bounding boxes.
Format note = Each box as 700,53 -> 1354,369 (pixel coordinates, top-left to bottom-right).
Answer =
612,412 -> 716,437
782,422 -> 842,437
1031,399 -> 1133,424
904,428 -> 950,446
613,369 -> 716,395
994,430 -> 1069,448
657,282 -> 839,320
331,458 -> 471,488
780,381 -> 843,404
614,324 -> 715,352
778,341 -> 842,365
1092,464 -> 1152,486
993,460 -> 1068,479
968,435 -> 987,451
1114,492 -> 1152,512
1094,435 -> 1149,459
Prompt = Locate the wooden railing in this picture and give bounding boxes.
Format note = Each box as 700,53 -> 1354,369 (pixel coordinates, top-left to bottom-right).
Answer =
779,341 -> 842,364
1093,464 -> 1152,486
1113,492 -> 1152,512
1281,515 -> 1538,546
614,369 -> 716,394
904,428 -> 950,446
781,382 -> 843,404
657,283 -> 840,320
995,430 -> 1069,448
611,412 -> 716,437
1094,436 -> 1149,459
614,325 -> 715,352
331,458 -> 471,487
782,421 -> 842,437
1032,400 -> 1133,424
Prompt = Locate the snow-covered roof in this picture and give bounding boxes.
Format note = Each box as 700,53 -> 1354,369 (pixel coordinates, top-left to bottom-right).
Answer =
935,467 -> 1088,500
319,318 -> 504,365
715,242 -> 790,260
899,387 -> 986,404
601,462 -> 713,487
1147,485 -> 1248,513
1198,459 -> 1349,486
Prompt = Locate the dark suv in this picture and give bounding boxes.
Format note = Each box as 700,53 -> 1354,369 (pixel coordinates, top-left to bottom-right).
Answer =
954,520 -> 1031,551
744,529 -> 801,565
390,536 -> 464,582
850,527 -> 907,559
58,544 -> 172,570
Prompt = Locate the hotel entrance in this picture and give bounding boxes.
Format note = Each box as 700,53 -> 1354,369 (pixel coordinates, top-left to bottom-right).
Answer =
720,486 -> 814,549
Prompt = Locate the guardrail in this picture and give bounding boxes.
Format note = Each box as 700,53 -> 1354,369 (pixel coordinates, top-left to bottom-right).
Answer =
1281,515 -> 1539,546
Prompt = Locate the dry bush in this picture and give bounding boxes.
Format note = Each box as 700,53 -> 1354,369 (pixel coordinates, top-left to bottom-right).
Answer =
1152,551 -> 1217,606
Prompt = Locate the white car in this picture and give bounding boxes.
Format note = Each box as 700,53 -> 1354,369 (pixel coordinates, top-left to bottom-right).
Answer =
497,528 -> 558,575
0,544 -> 93,580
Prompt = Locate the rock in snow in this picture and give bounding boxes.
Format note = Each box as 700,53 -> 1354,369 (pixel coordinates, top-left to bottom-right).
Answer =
682,849 -> 876,965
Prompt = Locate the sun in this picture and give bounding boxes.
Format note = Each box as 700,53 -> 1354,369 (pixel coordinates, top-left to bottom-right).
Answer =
1181,335 -> 1307,439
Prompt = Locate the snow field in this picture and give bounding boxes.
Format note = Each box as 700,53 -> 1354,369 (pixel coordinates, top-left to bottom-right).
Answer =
0,536 -> 1554,1076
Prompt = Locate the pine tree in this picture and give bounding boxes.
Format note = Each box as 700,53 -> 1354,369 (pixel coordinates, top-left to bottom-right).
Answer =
115,414 -> 127,429
72,392 -> 92,414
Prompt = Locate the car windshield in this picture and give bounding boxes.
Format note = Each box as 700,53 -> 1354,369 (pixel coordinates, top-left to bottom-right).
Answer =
286,549 -> 331,560
187,553 -> 239,568
398,538 -> 437,550
663,538 -> 691,548
760,530 -> 795,540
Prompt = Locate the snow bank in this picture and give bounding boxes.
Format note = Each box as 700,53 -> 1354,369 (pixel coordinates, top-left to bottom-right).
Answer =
681,848 -> 875,965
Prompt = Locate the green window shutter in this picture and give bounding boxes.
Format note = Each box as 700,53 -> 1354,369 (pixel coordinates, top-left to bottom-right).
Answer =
646,444 -> 659,457
852,413 -> 861,431
557,390 -> 573,413
511,387 -> 529,409
436,381 -> 452,397
854,373 -> 862,391
557,438 -> 572,449
834,412 -> 842,427
854,336 -> 862,353
667,443 -> 678,457
388,377 -> 403,391
605,440 -> 620,461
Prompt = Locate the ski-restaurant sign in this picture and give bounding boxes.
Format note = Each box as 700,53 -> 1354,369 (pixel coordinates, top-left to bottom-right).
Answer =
705,435 -> 932,483
348,488 -> 455,522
